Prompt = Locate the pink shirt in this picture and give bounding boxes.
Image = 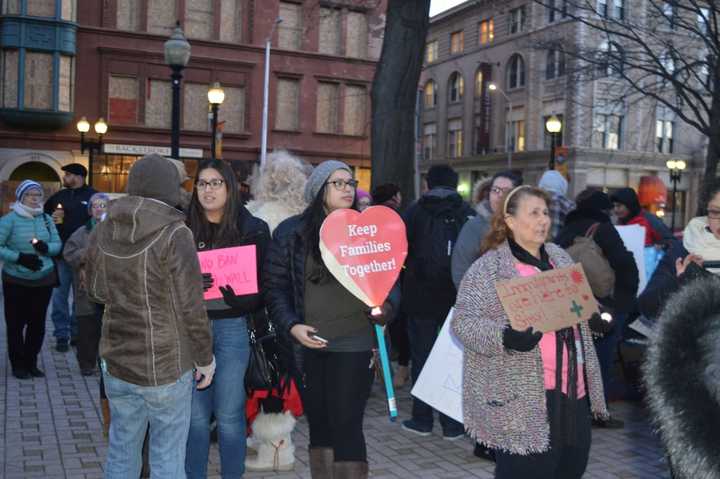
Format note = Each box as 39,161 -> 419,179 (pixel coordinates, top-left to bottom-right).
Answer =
514,262 -> 587,398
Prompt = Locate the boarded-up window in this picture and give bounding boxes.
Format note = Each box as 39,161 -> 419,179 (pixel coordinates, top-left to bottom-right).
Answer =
219,0 -> 242,42
145,79 -> 172,128
219,86 -> 245,133
278,2 -> 302,50
108,76 -> 138,125
61,0 -> 75,21
2,0 -> 20,14
186,0 -> 214,40
343,85 -> 366,136
183,83 -> 209,131
117,0 -> 141,31
316,82 -> 339,133
346,12 -> 368,59
275,78 -> 300,130
27,0 -> 55,17
58,56 -> 73,112
1,50 -> 19,108
24,52 -> 53,109
318,8 -> 341,55
148,0 -> 177,36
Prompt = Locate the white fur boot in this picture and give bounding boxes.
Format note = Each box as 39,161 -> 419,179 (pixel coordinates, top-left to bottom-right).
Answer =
245,410 -> 296,472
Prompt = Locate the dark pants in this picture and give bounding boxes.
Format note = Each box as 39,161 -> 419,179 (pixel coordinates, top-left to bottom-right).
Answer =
594,313 -> 627,402
301,349 -> 373,462
494,392 -> 592,479
389,311 -> 410,367
3,280 -> 53,372
76,304 -> 103,371
408,314 -> 464,435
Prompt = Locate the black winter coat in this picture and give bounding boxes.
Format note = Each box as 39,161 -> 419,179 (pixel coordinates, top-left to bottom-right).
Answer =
263,214 -> 401,375
556,208 -> 639,314
44,185 -> 97,245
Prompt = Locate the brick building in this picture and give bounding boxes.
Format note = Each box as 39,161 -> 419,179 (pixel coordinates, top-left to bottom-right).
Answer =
0,0 -> 386,209
420,0 -> 705,227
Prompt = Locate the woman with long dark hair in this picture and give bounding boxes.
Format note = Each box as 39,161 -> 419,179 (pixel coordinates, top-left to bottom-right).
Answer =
264,160 -> 399,479
185,159 -> 270,479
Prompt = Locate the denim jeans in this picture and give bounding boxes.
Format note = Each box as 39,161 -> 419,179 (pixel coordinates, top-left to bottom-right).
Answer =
407,315 -> 464,435
593,313 -> 627,402
51,258 -> 76,340
103,368 -> 193,479
186,318 -> 250,479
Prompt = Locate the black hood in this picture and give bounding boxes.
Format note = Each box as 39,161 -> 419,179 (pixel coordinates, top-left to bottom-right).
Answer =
611,187 -> 641,219
564,207 -> 611,226
418,188 -> 464,214
644,276 -> 720,479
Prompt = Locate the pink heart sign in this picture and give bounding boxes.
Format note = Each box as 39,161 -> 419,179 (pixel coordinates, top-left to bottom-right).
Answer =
320,206 -> 408,307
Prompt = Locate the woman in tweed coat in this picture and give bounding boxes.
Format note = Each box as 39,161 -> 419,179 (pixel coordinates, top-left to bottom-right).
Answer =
452,186 -> 608,479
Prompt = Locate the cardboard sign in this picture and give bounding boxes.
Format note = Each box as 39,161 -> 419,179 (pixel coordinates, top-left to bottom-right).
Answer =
319,206 -> 408,307
198,245 -> 258,300
411,309 -> 464,423
495,263 -> 599,333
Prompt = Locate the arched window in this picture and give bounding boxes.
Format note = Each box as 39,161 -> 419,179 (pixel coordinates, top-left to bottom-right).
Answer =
423,81 -> 437,108
506,54 -> 526,89
448,72 -> 464,103
546,48 -> 566,80
598,41 -> 624,77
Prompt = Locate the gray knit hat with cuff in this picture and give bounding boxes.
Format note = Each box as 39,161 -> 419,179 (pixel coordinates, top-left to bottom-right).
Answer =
304,160 -> 353,203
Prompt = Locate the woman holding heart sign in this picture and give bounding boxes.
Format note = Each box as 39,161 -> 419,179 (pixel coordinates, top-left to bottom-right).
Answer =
265,160 -> 399,479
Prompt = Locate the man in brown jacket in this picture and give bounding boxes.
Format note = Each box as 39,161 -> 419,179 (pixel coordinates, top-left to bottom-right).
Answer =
86,154 -> 214,479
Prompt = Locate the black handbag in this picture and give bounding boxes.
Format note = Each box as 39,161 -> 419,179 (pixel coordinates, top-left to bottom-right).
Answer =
245,320 -> 280,393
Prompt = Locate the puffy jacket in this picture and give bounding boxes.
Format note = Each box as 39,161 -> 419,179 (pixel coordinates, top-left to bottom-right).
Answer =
86,196 -> 213,387
451,199 -> 492,288
44,185 -> 97,244
63,220 -> 97,317
0,211 -> 61,281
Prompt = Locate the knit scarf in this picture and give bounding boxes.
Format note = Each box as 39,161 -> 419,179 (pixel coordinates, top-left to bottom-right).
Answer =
11,202 -> 44,218
508,238 -> 579,447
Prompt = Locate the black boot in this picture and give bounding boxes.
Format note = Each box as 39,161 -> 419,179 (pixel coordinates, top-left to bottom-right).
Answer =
12,368 -> 31,380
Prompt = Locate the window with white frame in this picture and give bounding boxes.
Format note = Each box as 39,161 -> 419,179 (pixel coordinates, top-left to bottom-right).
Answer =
447,118 -> 463,158
656,107 -> 674,154
423,123 -> 437,159
592,113 -> 623,150
426,40 -> 439,63
507,54 -> 525,89
448,72 -> 464,103
547,0 -> 567,23
598,41 -> 624,78
450,31 -> 464,54
508,6 -> 526,34
424,81 -> 437,108
508,119 -> 525,152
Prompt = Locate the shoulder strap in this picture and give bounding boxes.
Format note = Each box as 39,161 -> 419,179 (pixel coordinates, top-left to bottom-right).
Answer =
584,223 -> 600,238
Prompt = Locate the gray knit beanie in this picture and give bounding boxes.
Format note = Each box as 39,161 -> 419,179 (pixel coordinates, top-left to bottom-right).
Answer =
127,154 -> 182,206
304,160 -> 353,203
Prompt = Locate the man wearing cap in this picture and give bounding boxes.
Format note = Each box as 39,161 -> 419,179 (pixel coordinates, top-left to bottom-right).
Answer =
44,163 -> 97,352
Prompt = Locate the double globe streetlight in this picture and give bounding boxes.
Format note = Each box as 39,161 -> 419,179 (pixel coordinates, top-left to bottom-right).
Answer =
76,116 -> 108,187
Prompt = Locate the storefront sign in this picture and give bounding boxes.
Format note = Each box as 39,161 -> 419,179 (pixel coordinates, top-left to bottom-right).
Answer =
103,143 -> 203,159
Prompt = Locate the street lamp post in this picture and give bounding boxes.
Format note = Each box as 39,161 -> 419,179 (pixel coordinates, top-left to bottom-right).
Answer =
76,116 -> 108,187
545,115 -> 562,170
261,18 -> 283,168
666,159 -> 687,232
164,22 -> 191,160
207,82 -> 225,161
488,83 -> 512,169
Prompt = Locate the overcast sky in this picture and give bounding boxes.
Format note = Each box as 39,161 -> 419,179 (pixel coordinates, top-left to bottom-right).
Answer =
429,0 -> 467,16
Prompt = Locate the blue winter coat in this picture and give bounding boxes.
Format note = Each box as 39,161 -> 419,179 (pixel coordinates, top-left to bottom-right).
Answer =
0,211 -> 62,280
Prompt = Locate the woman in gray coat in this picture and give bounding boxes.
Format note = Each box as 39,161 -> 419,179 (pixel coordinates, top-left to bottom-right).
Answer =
452,186 -> 608,479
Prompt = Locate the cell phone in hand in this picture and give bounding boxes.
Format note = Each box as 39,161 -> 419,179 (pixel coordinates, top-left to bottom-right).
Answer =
309,333 -> 329,344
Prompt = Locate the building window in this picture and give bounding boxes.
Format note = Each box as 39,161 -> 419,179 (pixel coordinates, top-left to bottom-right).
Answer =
613,0 -> 624,19
316,81 -> 339,133
479,19 -> 494,45
508,6 -> 526,34
148,0 -> 178,36
447,118 -> 463,158
423,81 -> 437,108
117,0 -> 141,31
662,2 -> 676,29
547,0 -> 567,23
58,55 -> 74,112
597,0 -> 607,16
319,8 -> 341,55
656,107 -> 674,154
509,119 -> 525,152
448,72 -> 464,103
343,84 -> 367,136
475,70 -> 484,97
183,83 -> 211,131
423,123 -> 437,160
219,0 -> 243,42
219,85 -> 245,133
24,52 -> 53,110
593,113 -> 623,150
450,31 -> 464,54
145,79 -> 172,128
185,0 -> 214,40
600,0 -> 624,19
276,78 -> 300,131
507,54 -> 525,89
598,42 -> 624,78
278,2 -> 303,50
543,114 -> 564,148
346,11 -> 369,59
426,40 -> 438,63
27,0 -> 56,17
546,49 -> 565,80
698,8 -> 710,36
1,50 -> 19,108
108,75 -> 138,125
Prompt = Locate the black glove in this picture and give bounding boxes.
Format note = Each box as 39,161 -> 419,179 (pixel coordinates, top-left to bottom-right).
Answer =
588,312 -> 614,336
679,262 -> 711,286
367,302 -> 393,326
502,326 -> 542,352
32,239 -> 49,255
219,285 -> 242,309
202,273 -> 214,292
17,253 -> 42,272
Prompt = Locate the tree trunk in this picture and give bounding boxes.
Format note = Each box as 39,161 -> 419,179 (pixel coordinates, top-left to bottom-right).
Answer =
370,0 -> 431,205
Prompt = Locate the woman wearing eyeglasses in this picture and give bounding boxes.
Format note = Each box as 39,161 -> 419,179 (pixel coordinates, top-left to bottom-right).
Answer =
184,160 -> 271,479
265,160 -> 398,479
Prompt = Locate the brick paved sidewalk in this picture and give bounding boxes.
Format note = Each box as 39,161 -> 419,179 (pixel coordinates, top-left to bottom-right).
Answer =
1,314 -> 671,478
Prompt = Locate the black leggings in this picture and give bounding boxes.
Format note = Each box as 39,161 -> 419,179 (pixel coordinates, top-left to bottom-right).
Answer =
494,392 -> 592,479
301,349 -> 373,462
3,280 -> 52,371
389,312 -> 410,367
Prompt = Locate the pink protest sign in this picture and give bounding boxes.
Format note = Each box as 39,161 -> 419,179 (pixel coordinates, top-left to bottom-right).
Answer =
198,245 -> 258,300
